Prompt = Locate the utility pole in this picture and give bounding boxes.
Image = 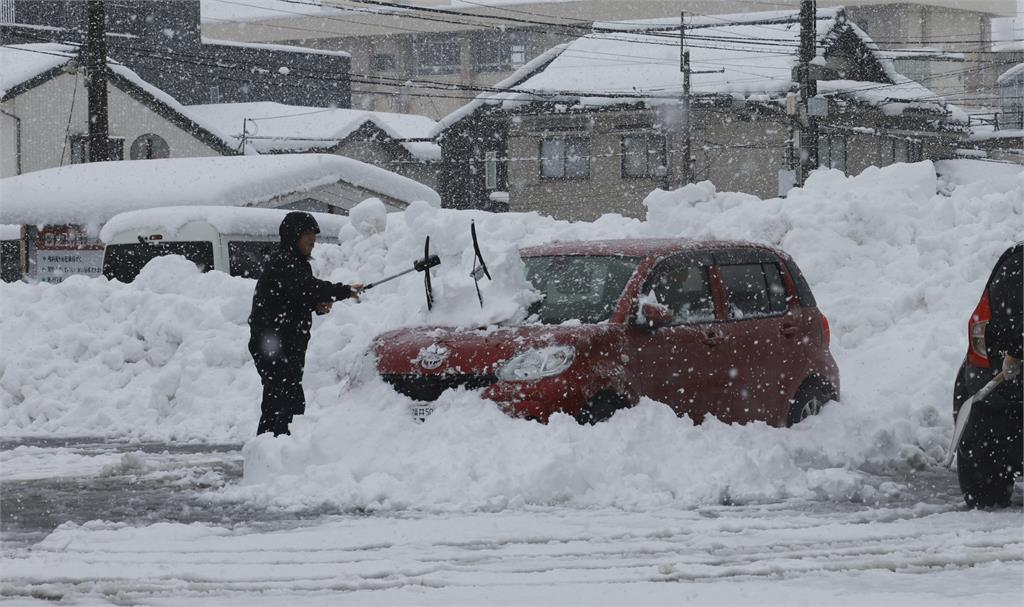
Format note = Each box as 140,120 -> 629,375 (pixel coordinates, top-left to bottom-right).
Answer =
85,0 -> 110,163
680,11 -> 693,186
796,0 -> 818,185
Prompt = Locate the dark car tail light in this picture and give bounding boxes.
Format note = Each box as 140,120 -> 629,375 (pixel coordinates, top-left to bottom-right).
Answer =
821,315 -> 831,349
967,289 -> 991,368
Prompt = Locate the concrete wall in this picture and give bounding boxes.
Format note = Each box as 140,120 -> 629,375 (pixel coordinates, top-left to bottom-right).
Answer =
0,71 -> 225,178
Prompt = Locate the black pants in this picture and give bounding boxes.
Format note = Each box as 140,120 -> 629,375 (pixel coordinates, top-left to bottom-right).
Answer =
249,329 -> 307,436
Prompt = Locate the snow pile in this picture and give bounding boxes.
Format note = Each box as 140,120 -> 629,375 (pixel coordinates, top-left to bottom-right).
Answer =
2,160 -> 1021,513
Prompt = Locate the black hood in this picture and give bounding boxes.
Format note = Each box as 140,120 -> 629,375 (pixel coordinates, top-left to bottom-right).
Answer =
279,211 -> 320,250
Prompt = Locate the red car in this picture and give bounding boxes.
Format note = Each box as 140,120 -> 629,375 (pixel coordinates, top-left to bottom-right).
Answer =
373,239 -> 839,425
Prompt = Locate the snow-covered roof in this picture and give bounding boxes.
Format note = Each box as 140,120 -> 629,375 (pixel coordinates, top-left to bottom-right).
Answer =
998,63 -> 1024,85
99,205 -> 349,242
201,37 -> 351,58
437,9 -> 959,129
0,154 -> 439,227
0,43 -> 75,98
187,102 -> 441,160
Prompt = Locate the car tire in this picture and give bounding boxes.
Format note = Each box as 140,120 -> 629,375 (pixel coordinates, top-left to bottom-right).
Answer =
577,392 -> 630,425
786,379 -> 834,427
957,424 -> 1015,509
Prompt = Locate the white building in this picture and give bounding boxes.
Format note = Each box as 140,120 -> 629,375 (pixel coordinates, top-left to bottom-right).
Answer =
0,43 -> 239,178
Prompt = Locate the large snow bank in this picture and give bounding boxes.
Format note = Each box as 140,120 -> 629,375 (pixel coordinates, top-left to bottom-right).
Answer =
1,161 -> 1021,512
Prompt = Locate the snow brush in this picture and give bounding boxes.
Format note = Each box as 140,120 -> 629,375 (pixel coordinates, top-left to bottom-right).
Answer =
942,370 -> 1006,469
362,236 -> 441,309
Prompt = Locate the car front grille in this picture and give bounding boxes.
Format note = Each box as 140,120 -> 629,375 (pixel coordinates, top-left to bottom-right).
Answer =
381,373 -> 498,402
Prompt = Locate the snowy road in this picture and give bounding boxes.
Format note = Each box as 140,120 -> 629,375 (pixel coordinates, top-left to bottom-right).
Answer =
2,440 -> 1021,605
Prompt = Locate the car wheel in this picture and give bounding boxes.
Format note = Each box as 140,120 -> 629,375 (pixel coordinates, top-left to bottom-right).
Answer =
577,392 -> 630,425
786,380 -> 833,427
957,430 -> 1015,509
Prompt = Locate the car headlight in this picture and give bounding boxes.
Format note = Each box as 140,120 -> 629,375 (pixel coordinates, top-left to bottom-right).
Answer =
497,346 -> 575,381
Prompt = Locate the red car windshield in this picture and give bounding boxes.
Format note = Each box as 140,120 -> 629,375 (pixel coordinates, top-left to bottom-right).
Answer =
523,255 -> 642,324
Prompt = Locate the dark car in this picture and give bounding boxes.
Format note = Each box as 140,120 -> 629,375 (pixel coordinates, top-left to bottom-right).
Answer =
373,239 -> 840,426
953,242 -> 1023,508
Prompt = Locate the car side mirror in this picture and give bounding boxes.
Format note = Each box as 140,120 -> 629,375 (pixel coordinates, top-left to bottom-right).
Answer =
639,302 -> 674,328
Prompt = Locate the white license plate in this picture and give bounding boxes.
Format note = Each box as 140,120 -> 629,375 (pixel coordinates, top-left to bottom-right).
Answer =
410,404 -> 435,421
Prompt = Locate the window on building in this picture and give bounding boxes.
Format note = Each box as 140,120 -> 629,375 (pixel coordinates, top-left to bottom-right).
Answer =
882,136 -> 923,165
209,85 -> 222,103
621,133 -> 667,178
540,136 -> 590,179
370,53 -> 396,71
817,133 -> 846,173
70,135 -> 124,164
510,32 -> 528,67
414,35 -> 461,75
484,151 -> 498,189
473,36 -> 510,72
129,134 -> 170,160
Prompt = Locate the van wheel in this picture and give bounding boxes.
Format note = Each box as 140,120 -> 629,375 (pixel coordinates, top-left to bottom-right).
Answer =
577,392 -> 630,425
786,379 -> 834,427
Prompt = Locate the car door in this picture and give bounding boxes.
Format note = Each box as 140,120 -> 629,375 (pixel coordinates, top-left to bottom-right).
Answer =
712,249 -> 803,424
626,252 -> 730,422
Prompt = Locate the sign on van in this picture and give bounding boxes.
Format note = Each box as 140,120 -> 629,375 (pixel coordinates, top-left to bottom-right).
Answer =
34,225 -> 104,283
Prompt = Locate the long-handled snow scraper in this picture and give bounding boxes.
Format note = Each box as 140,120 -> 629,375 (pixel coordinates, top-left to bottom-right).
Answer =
942,370 -> 1007,469
362,236 -> 441,310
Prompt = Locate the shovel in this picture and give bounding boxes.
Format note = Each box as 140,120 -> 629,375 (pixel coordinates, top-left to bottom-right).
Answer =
942,370 -> 1006,469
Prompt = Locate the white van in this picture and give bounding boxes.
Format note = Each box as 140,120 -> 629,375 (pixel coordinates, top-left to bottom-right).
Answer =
100,206 -> 347,282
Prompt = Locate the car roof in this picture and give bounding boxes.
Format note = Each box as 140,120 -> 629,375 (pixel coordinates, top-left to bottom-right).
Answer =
519,238 -> 781,259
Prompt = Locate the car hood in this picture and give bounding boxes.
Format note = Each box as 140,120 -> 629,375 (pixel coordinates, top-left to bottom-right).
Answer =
373,324 -> 614,376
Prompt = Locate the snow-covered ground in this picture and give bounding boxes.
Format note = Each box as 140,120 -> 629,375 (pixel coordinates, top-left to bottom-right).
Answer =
1,160 -> 1022,604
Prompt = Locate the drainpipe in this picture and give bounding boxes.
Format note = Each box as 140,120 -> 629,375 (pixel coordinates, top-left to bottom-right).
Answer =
0,107 -> 22,175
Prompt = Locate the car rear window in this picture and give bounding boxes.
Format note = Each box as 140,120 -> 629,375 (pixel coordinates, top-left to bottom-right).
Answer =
228,241 -> 274,279
719,263 -> 789,319
103,241 -> 214,283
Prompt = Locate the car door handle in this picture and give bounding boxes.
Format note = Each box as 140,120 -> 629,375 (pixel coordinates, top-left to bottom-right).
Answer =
702,331 -> 725,346
780,324 -> 799,337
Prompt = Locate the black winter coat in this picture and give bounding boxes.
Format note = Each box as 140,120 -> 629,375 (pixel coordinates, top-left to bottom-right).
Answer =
248,245 -> 352,350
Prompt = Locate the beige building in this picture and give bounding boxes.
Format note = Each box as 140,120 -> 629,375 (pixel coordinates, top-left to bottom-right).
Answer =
203,0 -> 1018,119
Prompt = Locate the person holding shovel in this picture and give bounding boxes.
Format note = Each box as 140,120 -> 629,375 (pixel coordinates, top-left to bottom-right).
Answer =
248,211 -> 362,437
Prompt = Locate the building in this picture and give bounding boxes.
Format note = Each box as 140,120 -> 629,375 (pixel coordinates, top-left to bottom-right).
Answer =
0,0 -> 351,107
434,9 -> 967,221
0,43 -> 239,178
185,101 -> 441,188
202,0 -> 1017,119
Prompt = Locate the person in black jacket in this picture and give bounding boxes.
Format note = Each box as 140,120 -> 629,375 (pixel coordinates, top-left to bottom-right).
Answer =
249,211 -> 361,436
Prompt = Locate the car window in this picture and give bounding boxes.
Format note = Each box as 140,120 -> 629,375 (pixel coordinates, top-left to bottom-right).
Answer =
988,246 -> 1022,319
102,241 -> 214,283
646,261 -> 715,323
783,258 -> 817,308
719,263 -> 787,319
228,241 -> 274,279
523,255 -> 641,324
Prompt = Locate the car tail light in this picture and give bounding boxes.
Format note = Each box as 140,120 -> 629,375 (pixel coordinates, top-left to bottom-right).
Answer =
821,315 -> 831,349
967,289 -> 991,368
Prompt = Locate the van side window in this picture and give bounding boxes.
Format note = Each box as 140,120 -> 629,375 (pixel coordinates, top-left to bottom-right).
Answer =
229,241 -> 274,279
719,263 -> 786,319
647,261 -> 715,323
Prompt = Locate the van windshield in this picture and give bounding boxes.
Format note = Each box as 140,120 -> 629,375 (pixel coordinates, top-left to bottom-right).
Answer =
523,255 -> 641,324
103,241 -> 214,283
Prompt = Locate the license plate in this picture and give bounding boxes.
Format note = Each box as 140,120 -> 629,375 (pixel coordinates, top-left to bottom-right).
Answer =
410,404 -> 435,421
